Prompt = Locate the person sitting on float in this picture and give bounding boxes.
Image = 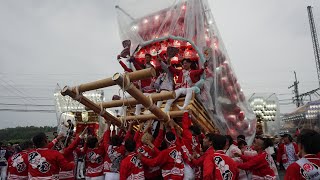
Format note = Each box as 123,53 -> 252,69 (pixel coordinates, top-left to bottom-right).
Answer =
116,48 -> 155,115
199,47 -> 215,111
153,53 -> 176,108
164,58 -> 205,111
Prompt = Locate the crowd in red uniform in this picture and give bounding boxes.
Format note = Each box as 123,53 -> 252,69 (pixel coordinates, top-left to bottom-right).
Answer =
1,112 -> 320,180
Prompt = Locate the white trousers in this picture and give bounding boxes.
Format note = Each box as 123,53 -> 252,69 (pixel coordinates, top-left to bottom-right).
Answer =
183,163 -> 195,180
164,88 -> 194,111
104,172 -> 119,180
85,175 -> 104,180
135,93 -> 150,115
0,165 -> 7,180
200,77 -> 214,110
77,161 -> 85,178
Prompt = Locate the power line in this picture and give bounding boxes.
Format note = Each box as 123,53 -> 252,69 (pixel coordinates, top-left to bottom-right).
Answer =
0,96 -> 53,100
0,109 -> 56,113
0,78 -> 38,104
0,103 -> 54,107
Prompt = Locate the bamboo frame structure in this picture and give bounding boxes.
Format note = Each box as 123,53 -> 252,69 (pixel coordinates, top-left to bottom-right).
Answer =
73,68 -> 156,93
122,111 -> 184,122
60,86 -> 122,127
61,68 -> 217,134
98,91 -> 175,109
112,72 -> 170,122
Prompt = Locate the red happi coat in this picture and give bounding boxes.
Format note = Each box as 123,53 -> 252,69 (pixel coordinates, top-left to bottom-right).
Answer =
140,144 -> 185,180
168,66 -> 204,88
238,151 -> 276,180
285,154 -> 320,180
277,142 -> 299,164
203,150 -> 239,180
28,148 -> 74,180
181,112 -> 201,156
84,144 -> 105,177
137,129 -> 164,179
7,150 -> 29,180
180,112 -> 202,179
119,152 -> 145,180
192,146 -> 215,166
59,136 -> 84,180
118,60 -> 155,92
47,138 -> 59,149
192,146 -> 215,180
118,60 -> 133,72
102,129 -> 132,173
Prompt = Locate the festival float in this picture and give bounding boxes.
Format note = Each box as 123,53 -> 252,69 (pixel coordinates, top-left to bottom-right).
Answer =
59,0 -> 257,143
248,93 -> 280,136
54,90 -> 106,137
282,100 -> 320,134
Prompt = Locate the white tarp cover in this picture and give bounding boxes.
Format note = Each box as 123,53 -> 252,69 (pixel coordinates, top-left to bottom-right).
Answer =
116,0 -> 257,143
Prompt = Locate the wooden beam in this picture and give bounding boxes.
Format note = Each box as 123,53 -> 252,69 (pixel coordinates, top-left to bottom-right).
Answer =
112,72 -> 170,122
99,91 -> 175,109
121,111 -> 184,122
61,86 -> 122,127
74,68 -> 156,93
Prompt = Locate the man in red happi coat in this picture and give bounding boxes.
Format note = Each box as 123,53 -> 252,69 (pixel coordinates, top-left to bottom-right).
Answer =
285,129 -> 320,180
28,133 -> 74,180
119,138 -> 145,180
203,134 -> 239,180
7,140 -> 33,180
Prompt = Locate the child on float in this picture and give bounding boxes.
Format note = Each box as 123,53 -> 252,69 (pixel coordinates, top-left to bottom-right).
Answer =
164,58 -> 205,111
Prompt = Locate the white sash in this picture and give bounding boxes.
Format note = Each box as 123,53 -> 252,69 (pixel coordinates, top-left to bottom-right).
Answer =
296,158 -> 320,180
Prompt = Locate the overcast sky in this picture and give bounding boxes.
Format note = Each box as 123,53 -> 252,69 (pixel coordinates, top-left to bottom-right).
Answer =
0,0 -> 319,129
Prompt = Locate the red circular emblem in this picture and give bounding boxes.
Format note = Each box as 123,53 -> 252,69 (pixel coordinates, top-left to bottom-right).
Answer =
303,163 -> 314,172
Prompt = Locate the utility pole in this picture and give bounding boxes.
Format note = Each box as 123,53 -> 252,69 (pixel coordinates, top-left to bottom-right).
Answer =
307,6 -> 320,88
288,71 -> 302,107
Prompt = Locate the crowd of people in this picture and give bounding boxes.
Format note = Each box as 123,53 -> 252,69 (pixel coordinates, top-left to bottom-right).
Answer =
0,46 -> 319,180
0,111 -> 320,180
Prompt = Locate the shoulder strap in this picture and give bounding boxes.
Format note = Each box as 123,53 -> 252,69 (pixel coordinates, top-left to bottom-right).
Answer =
296,158 -> 320,179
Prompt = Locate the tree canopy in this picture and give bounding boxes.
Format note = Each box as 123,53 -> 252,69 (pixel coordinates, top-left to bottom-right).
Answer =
0,126 -> 56,144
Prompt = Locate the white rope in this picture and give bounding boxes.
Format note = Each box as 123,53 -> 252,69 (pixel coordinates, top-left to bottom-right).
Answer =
74,86 -> 83,101
144,95 -> 154,110
99,102 -> 104,116
122,73 -> 128,128
121,73 -> 132,91
164,112 -> 171,125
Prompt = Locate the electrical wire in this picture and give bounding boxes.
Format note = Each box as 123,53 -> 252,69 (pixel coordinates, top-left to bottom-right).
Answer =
0,78 -> 38,104
0,109 -> 55,113
0,103 -> 54,107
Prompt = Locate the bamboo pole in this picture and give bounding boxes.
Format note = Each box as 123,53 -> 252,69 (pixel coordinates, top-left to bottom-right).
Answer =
98,91 -> 176,109
112,72 -> 170,122
61,86 -> 122,127
122,111 -> 184,122
74,68 -> 156,93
